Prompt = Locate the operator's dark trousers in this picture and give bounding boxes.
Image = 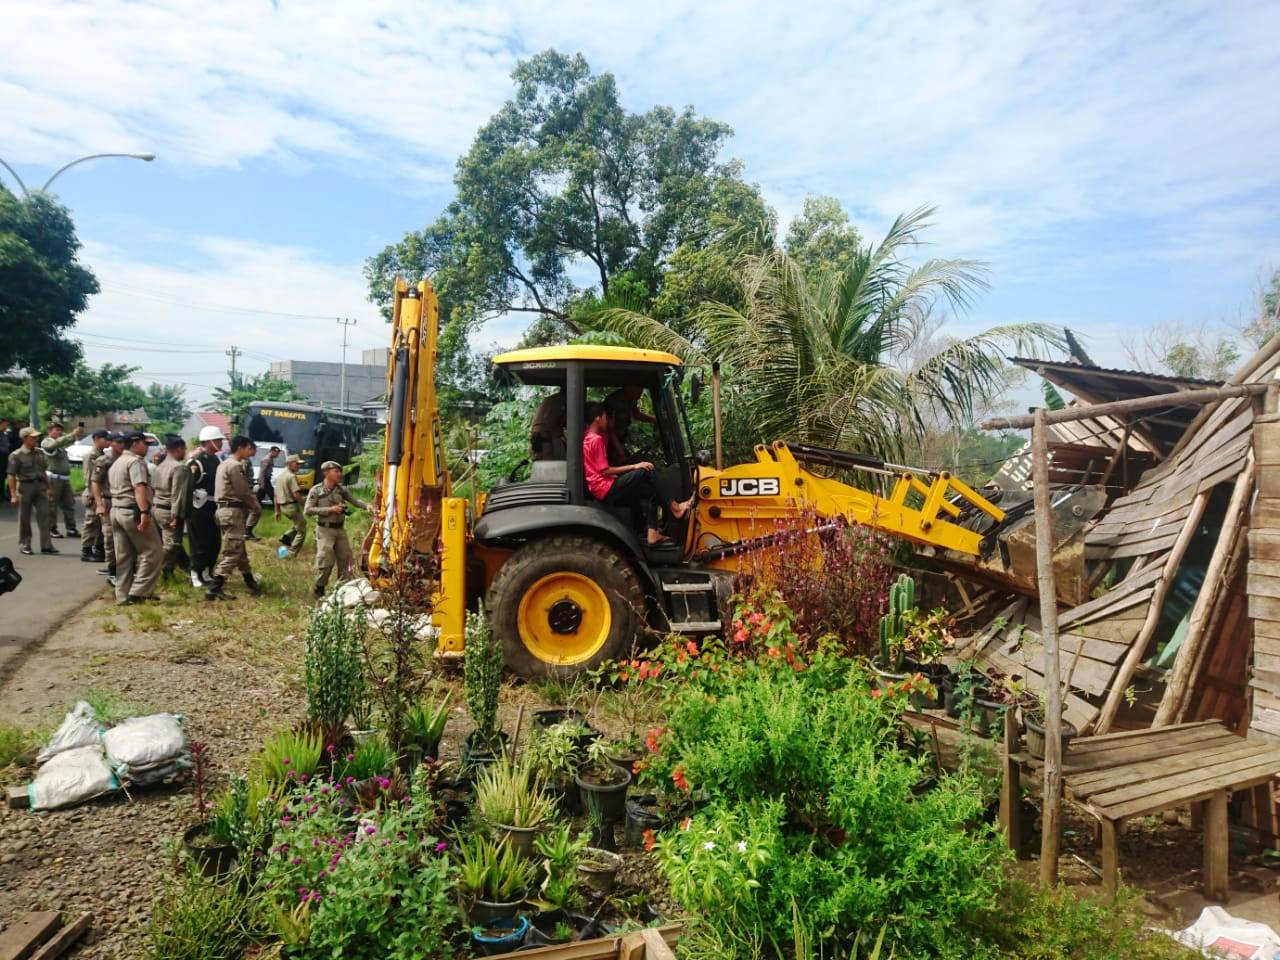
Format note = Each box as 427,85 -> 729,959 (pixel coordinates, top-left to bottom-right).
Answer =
603,468 -> 660,530
187,504 -> 221,575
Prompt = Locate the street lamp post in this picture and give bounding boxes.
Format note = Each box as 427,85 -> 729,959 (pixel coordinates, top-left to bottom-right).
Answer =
0,152 -> 156,427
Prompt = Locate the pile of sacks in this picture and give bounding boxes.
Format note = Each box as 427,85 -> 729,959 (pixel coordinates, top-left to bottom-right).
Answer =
25,701 -> 191,810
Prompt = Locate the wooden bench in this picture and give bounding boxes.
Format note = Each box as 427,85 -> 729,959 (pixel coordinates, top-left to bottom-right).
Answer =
1000,719 -> 1280,899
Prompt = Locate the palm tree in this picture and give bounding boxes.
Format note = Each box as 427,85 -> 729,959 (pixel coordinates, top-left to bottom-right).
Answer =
595,206 -> 1063,462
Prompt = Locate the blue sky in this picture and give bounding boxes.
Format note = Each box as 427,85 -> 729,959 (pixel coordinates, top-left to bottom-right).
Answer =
2,0 -> 1278,408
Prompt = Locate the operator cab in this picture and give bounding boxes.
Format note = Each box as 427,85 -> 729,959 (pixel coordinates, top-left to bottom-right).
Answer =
479,346 -> 697,562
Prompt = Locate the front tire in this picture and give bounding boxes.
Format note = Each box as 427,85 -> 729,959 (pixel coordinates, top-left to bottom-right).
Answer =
486,535 -> 646,680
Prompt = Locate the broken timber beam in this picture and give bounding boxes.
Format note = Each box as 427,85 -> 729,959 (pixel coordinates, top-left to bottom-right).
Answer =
982,383 -> 1267,432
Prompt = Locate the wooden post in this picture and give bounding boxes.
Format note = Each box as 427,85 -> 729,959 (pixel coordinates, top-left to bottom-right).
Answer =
999,706 -> 1025,857
1033,410 -> 1064,886
1154,452 -> 1255,725
1092,490 -> 1210,734
1204,790 -> 1230,901
711,361 -> 723,471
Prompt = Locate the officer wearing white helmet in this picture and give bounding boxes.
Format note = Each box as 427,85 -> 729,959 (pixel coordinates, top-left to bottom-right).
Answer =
185,425 -> 225,586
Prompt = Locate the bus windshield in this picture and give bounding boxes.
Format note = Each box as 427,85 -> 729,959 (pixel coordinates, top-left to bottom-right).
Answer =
244,402 -> 364,487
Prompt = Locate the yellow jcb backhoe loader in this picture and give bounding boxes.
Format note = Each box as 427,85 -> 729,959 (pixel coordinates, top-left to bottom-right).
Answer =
364,278 -> 1084,679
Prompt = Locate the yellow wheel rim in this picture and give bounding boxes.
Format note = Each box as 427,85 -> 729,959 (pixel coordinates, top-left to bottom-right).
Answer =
516,572 -> 612,666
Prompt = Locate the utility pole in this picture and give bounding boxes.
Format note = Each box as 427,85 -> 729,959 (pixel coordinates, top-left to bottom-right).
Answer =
226,346 -> 241,429
337,318 -> 356,410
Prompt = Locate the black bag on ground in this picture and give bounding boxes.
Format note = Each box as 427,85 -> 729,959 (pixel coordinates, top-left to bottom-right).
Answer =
0,557 -> 23,595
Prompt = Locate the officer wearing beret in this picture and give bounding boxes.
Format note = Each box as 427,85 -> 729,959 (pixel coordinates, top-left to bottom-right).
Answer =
6,426 -> 56,555
40,420 -> 85,538
304,460 -> 369,598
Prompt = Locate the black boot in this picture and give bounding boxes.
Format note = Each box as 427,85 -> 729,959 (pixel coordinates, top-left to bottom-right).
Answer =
243,572 -> 263,597
81,551 -> 96,563
205,576 -> 227,601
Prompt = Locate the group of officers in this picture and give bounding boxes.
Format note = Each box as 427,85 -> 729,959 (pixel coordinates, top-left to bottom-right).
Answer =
6,421 -> 368,606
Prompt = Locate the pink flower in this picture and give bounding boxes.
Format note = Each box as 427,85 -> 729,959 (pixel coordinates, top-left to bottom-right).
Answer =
435,841 -> 448,852
282,758 -> 291,766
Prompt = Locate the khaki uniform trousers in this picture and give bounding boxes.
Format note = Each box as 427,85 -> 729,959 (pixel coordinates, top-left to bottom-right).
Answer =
213,506 -> 252,579
81,491 -> 104,557
153,506 -> 188,574
314,524 -> 353,592
16,479 -> 52,550
281,502 -> 306,557
110,506 -> 163,603
49,476 -> 76,530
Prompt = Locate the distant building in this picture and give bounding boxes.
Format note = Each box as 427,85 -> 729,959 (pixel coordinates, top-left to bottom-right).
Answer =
269,349 -> 388,410
180,411 -> 232,444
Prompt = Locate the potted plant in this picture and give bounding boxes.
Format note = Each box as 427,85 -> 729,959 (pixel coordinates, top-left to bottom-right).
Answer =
474,755 -> 555,858
529,821 -> 589,942
470,916 -> 530,956
182,742 -> 236,878
575,741 -> 631,832
605,733 -> 644,778
1020,691 -> 1079,760
402,691 -> 451,775
624,793 -> 663,848
303,601 -> 367,748
874,574 -> 917,685
337,735 -> 397,784
528,720 -> 587,814
456,832 -> 534,925
945,661 -> 988,719
463,605 -> 507,769
577,847 -> 624,895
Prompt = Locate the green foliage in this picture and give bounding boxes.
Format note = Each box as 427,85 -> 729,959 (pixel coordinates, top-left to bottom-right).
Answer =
476,399 -> 534,489
0,189 -> 98,378
340,736 -> 396,782
0,722 -> 37,772
464,604 -> 503,743
533,822 -> 589,909
455,832 -> 536,903
652,652 -> 1007,959
41,359 -> 147,419
527,719 -> 587,784
253,727 -> 323,786
474,755 -> 555,828
879,574 -> 915,670
211,372 -> 305,423
403,692 -> 451,750
303,601 -> 368,731
145,863 -> 262,960
145,382 -> 191,424
783,195 -> 863,280
1040,379 -> 1066,411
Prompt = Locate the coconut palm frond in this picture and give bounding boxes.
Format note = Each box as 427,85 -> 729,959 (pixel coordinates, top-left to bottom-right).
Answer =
588,306 -> 705,362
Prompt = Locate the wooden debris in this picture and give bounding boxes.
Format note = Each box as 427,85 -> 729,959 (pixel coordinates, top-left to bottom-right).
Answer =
29,915 -> 91,960
0,913 -> 60,960
6,786 -> 29,810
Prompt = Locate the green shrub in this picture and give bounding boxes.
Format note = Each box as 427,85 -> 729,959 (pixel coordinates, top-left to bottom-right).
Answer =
253,727 -> 323,786
303,602 -> 368,733
464,604 -> 502,744
339,736 -> 396,782
0,723 -> 36,771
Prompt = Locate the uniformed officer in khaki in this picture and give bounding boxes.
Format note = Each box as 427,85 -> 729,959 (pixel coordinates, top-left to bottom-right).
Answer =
92,433 -> 125,584
152,435 -> 191,580
273,453 -> 306,557
79,429 -> 110,563
207,435 -> 263,601
40,421 -> 85,537
108,431 -> 164,605
304,460 -> 369,598
6,427 -> 56,555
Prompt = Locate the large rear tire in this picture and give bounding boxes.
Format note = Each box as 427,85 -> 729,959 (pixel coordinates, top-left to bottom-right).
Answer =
486,535 -> 646,680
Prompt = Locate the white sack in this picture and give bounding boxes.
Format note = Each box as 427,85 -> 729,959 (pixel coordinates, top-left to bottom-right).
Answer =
36,701 -> 104,764
103,713 -> 185,769
30,745 -> 117,810
1167,905 -> 1280,959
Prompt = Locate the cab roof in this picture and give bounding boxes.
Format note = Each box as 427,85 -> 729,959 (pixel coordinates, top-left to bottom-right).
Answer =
492,345 -> 684,368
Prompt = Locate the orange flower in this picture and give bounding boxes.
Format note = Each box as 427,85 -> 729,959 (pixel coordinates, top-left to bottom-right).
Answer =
733,628 -> 749,643
871,688 -> 882,699
643,829 -> 657,852
686,640 -> 699,656
680,817 -> 693,831
672,767 -> 690,791
677,651 -> 687,663
766,646 -> 781,659
748,611 -> 764,625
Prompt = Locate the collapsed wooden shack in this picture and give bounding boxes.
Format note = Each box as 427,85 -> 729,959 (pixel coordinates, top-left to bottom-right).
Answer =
938,339 -> 1280,743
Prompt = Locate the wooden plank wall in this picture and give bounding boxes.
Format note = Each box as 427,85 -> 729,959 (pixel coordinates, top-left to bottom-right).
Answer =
1250,412 -> 1280,742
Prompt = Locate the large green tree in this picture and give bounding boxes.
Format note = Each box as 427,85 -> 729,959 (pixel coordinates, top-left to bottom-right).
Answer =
211,373 -> 305,423
40,360 -> 146,420
0,189 -> 98,377
144,382 -> 190,425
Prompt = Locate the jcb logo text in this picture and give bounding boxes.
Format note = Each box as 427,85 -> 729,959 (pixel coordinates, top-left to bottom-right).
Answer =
719,477 -> 780,497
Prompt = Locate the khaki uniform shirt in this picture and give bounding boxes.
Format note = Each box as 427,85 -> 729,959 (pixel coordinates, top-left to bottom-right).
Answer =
40,434 -> 77,475
274,469 -> 301,506
93,450 -> 115,506
152,457 -> 189,510
215,457 -> 258,508
108,451 -> 152,509
82,445 -> 107,502
304,482 -> 368,527
6,445 -> 48,482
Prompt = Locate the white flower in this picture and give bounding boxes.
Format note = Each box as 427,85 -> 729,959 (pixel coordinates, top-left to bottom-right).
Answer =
737,841 -> 747,853
703,841 -> 716,851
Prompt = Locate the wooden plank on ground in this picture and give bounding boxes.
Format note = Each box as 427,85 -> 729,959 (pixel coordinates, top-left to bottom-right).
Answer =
29,915 -> 91,960
0,914 -> 61,960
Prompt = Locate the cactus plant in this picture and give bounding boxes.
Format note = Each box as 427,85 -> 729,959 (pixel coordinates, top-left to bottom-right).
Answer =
878,574 -> 916,672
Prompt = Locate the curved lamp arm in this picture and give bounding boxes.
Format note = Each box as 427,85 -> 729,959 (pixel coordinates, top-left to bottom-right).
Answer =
0,157 -> 30,196
40,152 -> 155,192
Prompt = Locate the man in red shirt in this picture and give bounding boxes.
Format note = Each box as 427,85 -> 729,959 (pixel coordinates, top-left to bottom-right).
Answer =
584,401 -> 692,545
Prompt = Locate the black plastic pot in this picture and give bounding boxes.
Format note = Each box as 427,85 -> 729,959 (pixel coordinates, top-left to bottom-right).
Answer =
437,778 -> 475,827
525,909 -> 608,946
909,663 -> 950,710
577,847 -> 623,895
969,696 -> 1006,737
498,823 -> 541,859
1023,715 -> 1078,760
575,766 -> 631,824
468,888 -> 528,926
547,779 -> 581,816
532,710 -> 600,751
945,682 -> 990,720
608,751 -> 642,779
472,916 -> 530,956
624,794 -> 663,848
462,729 -> 509,772
183,823 -> 236,879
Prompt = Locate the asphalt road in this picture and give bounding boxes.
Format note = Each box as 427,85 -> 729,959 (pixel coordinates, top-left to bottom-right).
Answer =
0,499 -> 106,682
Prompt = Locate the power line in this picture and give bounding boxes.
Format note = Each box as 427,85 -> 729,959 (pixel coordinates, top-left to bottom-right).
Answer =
102,282 -> 353,321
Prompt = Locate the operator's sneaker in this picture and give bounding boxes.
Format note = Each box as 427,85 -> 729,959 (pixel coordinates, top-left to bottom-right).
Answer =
107,575 -> 117,587
19,546 -> 33,555
41,546 -> 60,555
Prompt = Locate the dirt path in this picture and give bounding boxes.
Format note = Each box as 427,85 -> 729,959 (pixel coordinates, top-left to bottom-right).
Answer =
0,586 -> 306,958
